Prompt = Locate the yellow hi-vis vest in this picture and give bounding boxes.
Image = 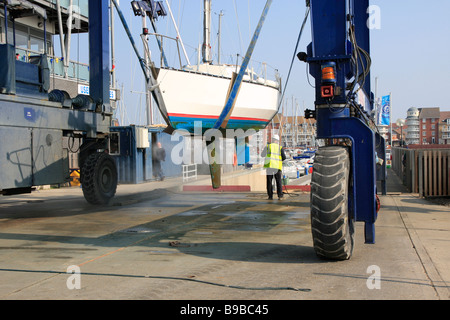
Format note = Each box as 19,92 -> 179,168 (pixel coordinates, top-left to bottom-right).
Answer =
264,143 -> 282,170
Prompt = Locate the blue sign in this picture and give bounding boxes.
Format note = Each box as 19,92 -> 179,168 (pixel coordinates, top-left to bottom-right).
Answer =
24,107 -> 36,122
380,95 -> 390,126
78,84 -> 116,100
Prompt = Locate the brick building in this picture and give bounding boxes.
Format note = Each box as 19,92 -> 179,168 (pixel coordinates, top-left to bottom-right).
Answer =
384,107 -> 450,146
419,108 -> 441,145
440,111 -> 450,145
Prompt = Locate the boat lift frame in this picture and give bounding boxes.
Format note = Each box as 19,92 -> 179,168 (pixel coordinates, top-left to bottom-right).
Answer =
304,0 -> 386,245
0,0 -> 117,203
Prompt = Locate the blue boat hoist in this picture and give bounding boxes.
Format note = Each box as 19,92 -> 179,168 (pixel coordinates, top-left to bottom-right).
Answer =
299,0 -> 386,259
0,0 -> 118,205
0,0 -> 386,260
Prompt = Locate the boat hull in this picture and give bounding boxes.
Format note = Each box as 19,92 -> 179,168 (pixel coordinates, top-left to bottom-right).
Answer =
157,68 -> 281,133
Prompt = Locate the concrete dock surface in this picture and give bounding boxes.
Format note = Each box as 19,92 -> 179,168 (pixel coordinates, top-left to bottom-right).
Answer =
0,168 -> 448,301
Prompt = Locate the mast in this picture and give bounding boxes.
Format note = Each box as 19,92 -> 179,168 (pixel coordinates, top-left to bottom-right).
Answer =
202,0 -> 212,63
142,6 -> 153,125
217,10 -> 223,64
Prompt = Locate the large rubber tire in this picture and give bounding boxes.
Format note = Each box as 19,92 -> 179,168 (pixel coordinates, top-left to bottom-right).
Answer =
310,146 -> 354,260
81,152 -> 118,205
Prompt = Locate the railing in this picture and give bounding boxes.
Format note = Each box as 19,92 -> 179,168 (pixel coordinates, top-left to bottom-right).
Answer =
146,32 -> 281,87
45,0 -> 89,17
144,33 -> 185,69
15,48 -> 89,81
182,164 -> 198,182
392,147 -> 450,197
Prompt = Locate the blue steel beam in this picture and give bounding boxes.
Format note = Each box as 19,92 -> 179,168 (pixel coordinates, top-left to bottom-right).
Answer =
213,0 -> 272,129
329,115 -> 377,244
0,97 -> 111,134
88,0 -> 111,114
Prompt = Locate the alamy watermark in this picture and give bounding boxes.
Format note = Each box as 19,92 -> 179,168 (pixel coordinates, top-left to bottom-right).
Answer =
66,265 -> 81,290
366,265 -> 381,290
367,5 -> 381,30
170,121 -> 271,166
66,4 -> 82,31
65,264 -> 382,291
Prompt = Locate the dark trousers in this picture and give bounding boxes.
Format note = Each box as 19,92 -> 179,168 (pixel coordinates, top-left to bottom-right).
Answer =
266,169 -> 283,199
153,161 -> 164,180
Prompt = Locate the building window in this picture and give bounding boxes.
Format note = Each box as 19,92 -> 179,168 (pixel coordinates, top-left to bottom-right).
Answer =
7,29 -> 28,49
432,131 -> 435,136
423,119 -> 426,123
423,124 -> 426,129
432,137 -> 435,144
30,36 -> 45,53
423,138 -> 427,143
432,124 -> 435,129
423,131 -> 426,136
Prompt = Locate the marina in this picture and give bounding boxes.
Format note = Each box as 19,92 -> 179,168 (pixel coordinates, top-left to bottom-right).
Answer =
0,0 -> 449,304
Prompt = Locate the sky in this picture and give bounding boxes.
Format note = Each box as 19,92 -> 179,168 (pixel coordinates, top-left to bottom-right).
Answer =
101,0 -> 450,126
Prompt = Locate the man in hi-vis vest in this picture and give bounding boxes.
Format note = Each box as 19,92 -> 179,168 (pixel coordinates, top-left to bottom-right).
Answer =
262,134 -> 286,200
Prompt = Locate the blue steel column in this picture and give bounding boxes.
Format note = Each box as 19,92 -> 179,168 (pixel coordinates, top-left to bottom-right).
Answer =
330,118 -> 377,244
89,0 -> 111,114
308,0 -> 377,243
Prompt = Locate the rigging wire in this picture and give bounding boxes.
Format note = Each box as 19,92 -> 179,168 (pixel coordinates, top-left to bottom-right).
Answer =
344,23 -> 379,137
305,63 -> 315,88
271,5 -> 311,121
248,0 -> 251,42
232,0 -> 244,55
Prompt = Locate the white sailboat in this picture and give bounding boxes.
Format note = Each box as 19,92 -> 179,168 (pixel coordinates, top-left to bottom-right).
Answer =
155,0 -> 281,133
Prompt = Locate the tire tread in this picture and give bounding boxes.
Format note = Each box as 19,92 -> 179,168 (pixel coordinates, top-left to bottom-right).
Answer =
310,146 -> 354,260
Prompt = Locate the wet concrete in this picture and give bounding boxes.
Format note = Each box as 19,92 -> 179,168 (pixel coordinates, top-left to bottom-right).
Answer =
0,172 -> 448,301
